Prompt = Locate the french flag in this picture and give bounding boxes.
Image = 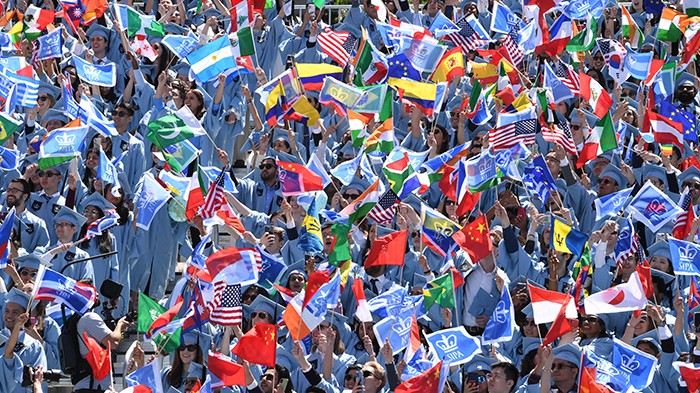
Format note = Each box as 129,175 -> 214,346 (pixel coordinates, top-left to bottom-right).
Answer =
32,264 -> 97,314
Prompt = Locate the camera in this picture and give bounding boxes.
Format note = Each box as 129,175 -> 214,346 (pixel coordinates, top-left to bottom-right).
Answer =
100,279 -> 124,330
21,366 -> 65,387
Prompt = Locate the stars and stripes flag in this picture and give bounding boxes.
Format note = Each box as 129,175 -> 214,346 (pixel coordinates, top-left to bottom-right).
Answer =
673,188 -> 696,240
200,167 -> 226,219
317,26 -> 357,67
209,281 -> 243,326
540,117 -> 577,155
502,25 -> 524,66
555,61 -> 580,94
445,16 -> 489,51
489,107 -> 538,150
367,189 -> 399,224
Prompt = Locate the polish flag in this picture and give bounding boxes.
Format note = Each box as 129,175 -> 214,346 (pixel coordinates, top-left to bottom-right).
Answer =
584,271 -> 647,314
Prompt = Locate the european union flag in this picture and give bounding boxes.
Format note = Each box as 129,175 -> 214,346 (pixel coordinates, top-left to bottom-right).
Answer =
669,238 -> 700,276
386,53 -> 421,81
522,156 -> 557,202
628,182 -> 683,232
659,100 -> 696,143
482,287 -> 516,344
644,0 -> 664,15
425,326 -> 480,366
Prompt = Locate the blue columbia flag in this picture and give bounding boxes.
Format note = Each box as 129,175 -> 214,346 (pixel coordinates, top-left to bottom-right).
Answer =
669,237 -> 700,276
482,287 -> 515,344
522,155 -> 558,202
628,182 -> 682,232
73,56 -> 117,87
425,326 -> 480,365
594,187 -> 633,221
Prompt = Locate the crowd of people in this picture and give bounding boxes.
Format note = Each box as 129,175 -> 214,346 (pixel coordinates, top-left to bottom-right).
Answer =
0,0 -> 699,391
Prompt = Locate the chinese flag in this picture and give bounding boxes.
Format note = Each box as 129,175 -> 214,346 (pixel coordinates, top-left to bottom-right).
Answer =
580,367 -> 615,393
679,364 -> 700,393
231,322 -> 277,367
82,332 -> 111,380
208,352 -> 246,387
541,302 -> 573,348
395,360 -> 443,393
364,230 -> 408,269
451,215 -> 492,263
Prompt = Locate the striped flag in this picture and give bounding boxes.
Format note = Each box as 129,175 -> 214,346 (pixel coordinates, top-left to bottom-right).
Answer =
673,188 -> 695,240
540,117 -> 577,155
317,26 -> 357,66
85,209 -> 119,239
489,107 -> 537,150
32,264 -> 98,314
0,64 -> 39,108
444,15 -> 489,51
555,61 -> 580,94
352,279 -> 372,322
367,189 -> 398,224
209,281 -> 243,326
200,167 -> 226,219
502,25 -> 524,66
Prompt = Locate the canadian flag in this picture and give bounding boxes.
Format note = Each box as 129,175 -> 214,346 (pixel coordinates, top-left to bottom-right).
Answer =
584,271 -> 647,314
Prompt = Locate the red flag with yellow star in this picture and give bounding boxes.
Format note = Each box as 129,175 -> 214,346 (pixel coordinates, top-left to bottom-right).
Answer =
395,360 -> 444,393
231,322 -> 277,368
451,214 -> 492,263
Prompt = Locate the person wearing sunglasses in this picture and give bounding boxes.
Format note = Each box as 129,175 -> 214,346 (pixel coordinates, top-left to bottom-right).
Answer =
673,73 -> 700,121
246,295 -> 283,331
26,163 -> 66,245
4,178 -> 50,253
234,157 -> 284,215
110,103 -> 146,191
162,332 -> 204,392
43,207 -> 94,283
462,356 -> 494,393
537,344 -> 580,393
35,82 -> 59,123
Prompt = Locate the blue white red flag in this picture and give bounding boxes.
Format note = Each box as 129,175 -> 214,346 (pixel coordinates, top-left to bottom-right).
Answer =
32,264 -> 97,314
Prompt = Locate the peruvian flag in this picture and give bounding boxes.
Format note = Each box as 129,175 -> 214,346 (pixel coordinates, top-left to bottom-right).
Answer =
579,73 -> 614,118
648,110 -> 685,153
528,284 -> 578,324
584,271 -> 647,314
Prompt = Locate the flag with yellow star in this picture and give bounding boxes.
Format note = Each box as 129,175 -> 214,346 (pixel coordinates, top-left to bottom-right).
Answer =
231,322 -> 278,367
395,360 -> 445,393
451,214 -> 492,263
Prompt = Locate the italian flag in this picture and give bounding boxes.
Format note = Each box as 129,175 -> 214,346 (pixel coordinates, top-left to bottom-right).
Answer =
648,110 -> 685,153
686,0 -> 700,17
579,73 -> 613,118
578,113 -> 618,169
230,27 -> 256,57
348,110 -> 369,147
24,5 -> 54,31
658,8 -> 687,41
621,5 -> 644,49
364,117 -> 394,154
340,180 -> 380,222
115,4 -> 165,37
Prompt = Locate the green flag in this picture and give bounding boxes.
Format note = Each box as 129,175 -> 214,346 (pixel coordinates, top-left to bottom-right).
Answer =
566,16 -> 597,52
137,293 -> 181,353
0,113 -> 21,145
230,27 -> 256,57
126,6 -> 165,37
147,106 -> 206,149
327,223 -> 352,266
423,273 -> 454,310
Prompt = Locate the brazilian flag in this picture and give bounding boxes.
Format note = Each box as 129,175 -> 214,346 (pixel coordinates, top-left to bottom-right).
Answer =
423,272 -> 454,310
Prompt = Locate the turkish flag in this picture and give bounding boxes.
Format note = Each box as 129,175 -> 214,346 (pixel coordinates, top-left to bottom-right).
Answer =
231,323 -> 277,367
364,230 -> 408,269
451,215 -> 492,263
82,332 -> 111,380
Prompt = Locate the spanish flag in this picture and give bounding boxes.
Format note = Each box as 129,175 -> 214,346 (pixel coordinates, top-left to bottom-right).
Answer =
469,61 -> 498,85
549,216 -> 588,258
430,47 -> 464,83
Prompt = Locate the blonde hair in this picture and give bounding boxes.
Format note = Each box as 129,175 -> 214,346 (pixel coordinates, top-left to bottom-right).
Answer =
363,361 -> 386,390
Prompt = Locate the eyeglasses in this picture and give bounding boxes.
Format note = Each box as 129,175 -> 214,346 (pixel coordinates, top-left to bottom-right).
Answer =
259,163 -> 276,170
38,95 -> 49,102
445,200 -> 456,206
113,111 -> 131,118
522,319 -> 536,327
343,193 -> 360,200
178,344 -> 198,352
552,363 -> 576,370
594,56 -> 604,61
679,85 -> 695,92
262,374 -> 275,381
570,124 -> 581,130
19,269 -> 37,279
362,370 -> 376,379
581,316 -> 600,324
450,112 -> 459,117
251,311 -> 269,320
6,187 -> 24,194
54,222 -> 75,229
37,171 -> 59,178
600,178 -> 616,185
683,182 -> 700,191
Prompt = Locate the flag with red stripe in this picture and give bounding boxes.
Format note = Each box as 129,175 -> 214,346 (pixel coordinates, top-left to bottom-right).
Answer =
209,281 -> 243,326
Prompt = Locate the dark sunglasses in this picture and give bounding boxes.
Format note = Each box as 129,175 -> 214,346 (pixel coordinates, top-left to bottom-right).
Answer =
178,344 -> 198,352
344,374 -> 356,381
113,111 -> 131,118
410,231 -> 419,238
522,319 -> 536,327
570,124 -> 581,130
259,163 -> 276,170
581,316 -> 600,323
600,178 -> 616,185
445,200 -> 456,206
262,374 -> 275,381
251,311 -> 269,319
552,363 -> 576,370
37,171 -> 59,178
362,370 -> 375,379
449,112 -> 459,117
19,269 -> 37,278
38,95 -> 49,102
684,182 -> 700,191
343,193 -> 360,200
593,56 -> 604,60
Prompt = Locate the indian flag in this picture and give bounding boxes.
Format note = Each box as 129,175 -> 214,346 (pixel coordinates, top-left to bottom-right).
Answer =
578,113 -> 617,169
115,4 -> 165,37
0,113 -> 21,144
348,110 -> 369,147
686,0 -> 700,17
621,5 -> 644,49
658,8 -> 687,42
340,179 -> 380,222
147,105 -> 207,149
364,117 -> 394,154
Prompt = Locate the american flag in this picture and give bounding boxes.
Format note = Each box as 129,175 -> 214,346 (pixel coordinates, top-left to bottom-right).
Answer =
317,26 -> 357,67
444,16 -> 488,51
673,188 -> 695,240
489,119 -> 537,150
502,25 -> 524,66
208,281 -> 242,326
200,168 -> 227,219
540,118 -> 577,156
555,61 -> 580,94
367,189 -> 398,224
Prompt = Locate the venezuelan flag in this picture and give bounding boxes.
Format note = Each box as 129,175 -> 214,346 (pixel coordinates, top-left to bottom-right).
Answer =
387,78 -> 437,117
296,63 -> 344,91
550,217 -> 588,257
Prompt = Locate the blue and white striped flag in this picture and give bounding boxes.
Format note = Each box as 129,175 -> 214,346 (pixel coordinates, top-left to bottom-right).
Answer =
35,27 -> 64,61
2,84 -> 17,115
161,31 -> 199,59
78,94 -> 118,136
97,148 -> 122,195
186,36 -> 236,84
73,56 -> 117,87
0,64 -> 39,108
522,156 -> 558,202
624,43 -> 653,80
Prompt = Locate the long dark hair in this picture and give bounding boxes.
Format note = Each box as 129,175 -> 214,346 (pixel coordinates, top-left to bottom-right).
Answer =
169,343 -> 204,388
79,207 -> 112,254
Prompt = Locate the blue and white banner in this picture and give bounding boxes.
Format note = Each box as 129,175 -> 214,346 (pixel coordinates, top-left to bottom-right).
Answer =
482,287 -> 516,344
425,326 -> 480,366
669,237 -> 700,276
135,173 -> 171,230
373,303 -> 413,352
595,187 -> 633,221
73,55 -> 117,87
162,31 -> 199,59
36,27 -> 64,61
628,181 -> 682,232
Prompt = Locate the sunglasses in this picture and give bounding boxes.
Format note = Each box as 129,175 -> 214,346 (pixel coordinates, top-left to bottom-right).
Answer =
552,363 -> 576,370
259,163 -> 276,170
262,374 -> 275,381
343,193 -> 361,200
594,56 -> 604,61
19,269 -> 37,279
570,124 -> 581,130
581,316 -> 600,324
38,95 -> 50,102
179,344 -> 198,352
410,232 -> 419,238
251,311 -> 269,319
522,319 -> 536,327
362,370 -> 375,379
113,111 -> 131,118
344,374 -> 356,381
445,200 -> 456,206
450,112 -> 459,117
684,182 -> 700,191
600,178 -> 616,185
37,171 -> 59,178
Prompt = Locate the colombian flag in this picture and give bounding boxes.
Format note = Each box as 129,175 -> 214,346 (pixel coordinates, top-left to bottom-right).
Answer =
296,63 -> 343,91
283,96 -> 320,126
388,77 -> 437,117
550,216 -> 588,258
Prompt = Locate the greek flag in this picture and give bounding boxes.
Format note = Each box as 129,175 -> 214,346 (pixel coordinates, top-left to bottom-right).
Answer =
0,64 -> 39,108
161,31 -> 199,59
73,56 -> 117,87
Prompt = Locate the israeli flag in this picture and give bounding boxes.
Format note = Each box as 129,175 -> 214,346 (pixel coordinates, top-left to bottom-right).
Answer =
669,238 -> 700,276
594,187 -> 633,221
73,56 -> 117,87
482,287 -> 516,344
628,181 -> 682,232
425,326 -> 480,366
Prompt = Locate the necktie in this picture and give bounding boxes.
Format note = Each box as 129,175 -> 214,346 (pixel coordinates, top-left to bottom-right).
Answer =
370,278 -> 379,294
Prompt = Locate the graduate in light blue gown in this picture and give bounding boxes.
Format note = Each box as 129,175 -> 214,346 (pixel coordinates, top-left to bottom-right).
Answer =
26,164 -> 67,246
4,178 -> 50,254
41,206 -> 94,282
109,103 -> 147,192
103,183 -> 136,318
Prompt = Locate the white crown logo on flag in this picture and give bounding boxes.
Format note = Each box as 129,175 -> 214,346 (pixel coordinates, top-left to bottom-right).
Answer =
435,334 -> 458,352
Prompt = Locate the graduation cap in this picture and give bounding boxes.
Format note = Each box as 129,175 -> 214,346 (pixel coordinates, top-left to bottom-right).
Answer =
465,355 -> 496,373
6,287 -> 31,310
678,166 -> 700,186
650,268 -> 675,289
38,81 -> 60,101
631,330 -> 661,354
171,61 -> 191,77
41,108 -> 69,126
324,310 -> 352,343
14,252 -> 49,271
400,193 -> 426,217
598,164 -> 627,189
270,147 -> 304,165
86,23 -> 111,40
637,164 -> 666,190
341,177 -> 371,195
276,346 -> 299,372
181,330 -> 202,345
647,240 -> 671,261
676,72 -> 695,89
579,109 -> 600,128
248,294 -> 285,318
339,141 -> 356,157
624,98 -> 639,113
79,192 -> 116,213
201,7 -> 222,18
552,343 -> 582,366
521,303 -> 534,319
185,362 -> 204,379
53,206 -> 88,229
522,337 -> 541,356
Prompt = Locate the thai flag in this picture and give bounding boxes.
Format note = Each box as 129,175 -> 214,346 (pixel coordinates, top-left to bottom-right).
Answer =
32,264 -> 97,314
85,209 -> 119,239
0,207 -> 15,268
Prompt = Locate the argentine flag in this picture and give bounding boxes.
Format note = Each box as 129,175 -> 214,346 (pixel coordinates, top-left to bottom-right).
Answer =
186,36 -> 236,84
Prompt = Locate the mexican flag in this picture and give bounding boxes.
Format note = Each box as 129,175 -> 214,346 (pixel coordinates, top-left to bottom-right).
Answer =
0,113 -> 21,145
115,4 -> 165,37
686,0 -> 700,17
147,105 -> 207,149
621,5 -> 644,49
340,180 -> 380,222
24,5 -> 54,31
578,113 -> 617,168
566,16 -> 597,52
353,31 -> 388,86
348,110 -> 369,147
364,118 -> 394,154
579,73 -> 613,118
230,27 -> 255,57
658,8 -> 687,42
